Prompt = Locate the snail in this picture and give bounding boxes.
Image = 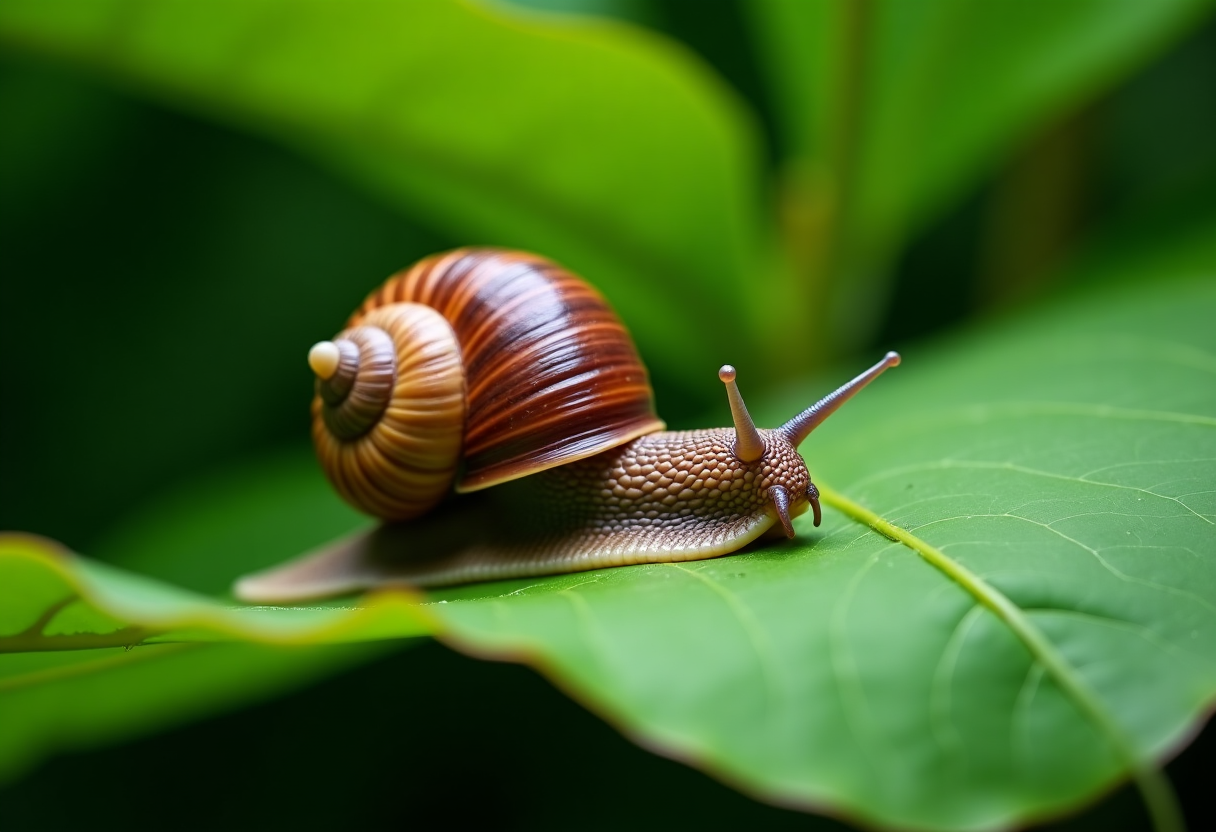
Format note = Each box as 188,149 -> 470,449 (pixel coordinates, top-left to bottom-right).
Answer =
235,248 -> 898,602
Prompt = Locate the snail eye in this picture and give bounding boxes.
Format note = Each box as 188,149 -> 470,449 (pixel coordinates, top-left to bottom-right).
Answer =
718,364 -> 766,463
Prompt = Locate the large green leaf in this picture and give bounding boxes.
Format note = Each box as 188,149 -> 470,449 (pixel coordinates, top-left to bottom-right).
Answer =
6,265 -> 1214,829
746,0 -> 1213,347
4,202 -> 1214,826
424,284 -> 1215,831
0,0 -> 780,390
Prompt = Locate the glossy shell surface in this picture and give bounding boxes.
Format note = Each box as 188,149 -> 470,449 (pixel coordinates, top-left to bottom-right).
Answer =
352,248 -> 664,491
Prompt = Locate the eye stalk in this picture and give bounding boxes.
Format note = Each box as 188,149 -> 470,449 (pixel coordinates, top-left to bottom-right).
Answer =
779,351 -> 900,447
718,364 -> 766,463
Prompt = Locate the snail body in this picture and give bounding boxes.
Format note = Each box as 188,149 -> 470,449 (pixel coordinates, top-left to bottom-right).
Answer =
235,249 -> 898,602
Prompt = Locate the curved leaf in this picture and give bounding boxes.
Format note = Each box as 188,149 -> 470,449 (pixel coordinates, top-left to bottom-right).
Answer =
5,258 -> 1214,828
0,533 -> 429,782
0,0 -> 777,389
0,534 -> 434,649
420,273 -> 1215,830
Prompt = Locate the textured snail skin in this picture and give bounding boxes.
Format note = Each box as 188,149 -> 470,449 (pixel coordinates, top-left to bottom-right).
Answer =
235,429 -> 811,600
517,428 -> 810,565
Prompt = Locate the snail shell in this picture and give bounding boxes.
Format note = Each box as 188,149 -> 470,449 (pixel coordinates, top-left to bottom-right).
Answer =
310,248 -> 664,521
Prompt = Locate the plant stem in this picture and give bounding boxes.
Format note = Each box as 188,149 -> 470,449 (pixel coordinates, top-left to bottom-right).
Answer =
0,627 -> 156,653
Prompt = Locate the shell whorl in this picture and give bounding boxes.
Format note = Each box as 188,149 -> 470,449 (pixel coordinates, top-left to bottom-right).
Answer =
311,248 -> 664,521
315,329 -> 395,440
311,303 -> 465,522
353,248 -> 664,491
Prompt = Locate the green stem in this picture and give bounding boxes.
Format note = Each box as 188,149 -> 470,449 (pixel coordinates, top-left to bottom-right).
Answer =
825,0 -> 868,254
818,483 -> 1185,832
0,591 -> 158,653
0,627 -> 157,653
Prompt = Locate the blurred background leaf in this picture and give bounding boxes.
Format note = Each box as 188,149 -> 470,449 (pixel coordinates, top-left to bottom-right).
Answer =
0,0 -> 778,393
0,530 -> 430,784
745,0 -> 1213,352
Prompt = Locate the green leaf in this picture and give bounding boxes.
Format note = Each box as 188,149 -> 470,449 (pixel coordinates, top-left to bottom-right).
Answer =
7,268 -> 1214,828
0,0 -> 779,390
420,275 -> 1216,830
746,0 -> 1213,345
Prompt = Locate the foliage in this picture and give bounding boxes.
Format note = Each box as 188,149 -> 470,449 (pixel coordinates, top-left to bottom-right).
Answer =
3,264 -> 1214,829
1,1 -> 1215,830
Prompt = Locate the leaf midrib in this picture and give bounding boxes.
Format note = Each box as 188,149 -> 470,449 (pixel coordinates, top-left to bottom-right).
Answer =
818,483 -> 1185,832
0,644 -> 195,693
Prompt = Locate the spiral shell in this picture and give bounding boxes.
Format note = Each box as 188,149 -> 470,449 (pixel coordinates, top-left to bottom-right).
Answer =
311,248 -> 665,521
312,303 -> 465,521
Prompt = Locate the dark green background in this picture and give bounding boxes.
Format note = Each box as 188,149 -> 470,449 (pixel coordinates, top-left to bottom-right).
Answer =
2,1 -> 1215,828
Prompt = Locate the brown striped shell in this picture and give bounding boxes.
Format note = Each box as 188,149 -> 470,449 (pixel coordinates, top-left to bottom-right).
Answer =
311,248 -> 665,522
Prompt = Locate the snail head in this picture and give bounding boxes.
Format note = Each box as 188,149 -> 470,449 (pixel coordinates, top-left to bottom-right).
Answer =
717,351 -> 901,538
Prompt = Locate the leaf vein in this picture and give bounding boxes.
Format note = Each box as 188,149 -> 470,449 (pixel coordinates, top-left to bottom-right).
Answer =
665,564 -> 786,719
828,552 -> 886,785
819,483 -> 1184,832
906,511 -> 1216,619
929,604 -> 984,766
849,460 -> 1214,526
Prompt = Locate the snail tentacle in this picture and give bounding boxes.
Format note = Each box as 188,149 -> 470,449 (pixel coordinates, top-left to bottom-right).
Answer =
718,364 -> 766,462
779,351 -> 901,446
770,484 -> 796,538
807,482 -> 822,527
